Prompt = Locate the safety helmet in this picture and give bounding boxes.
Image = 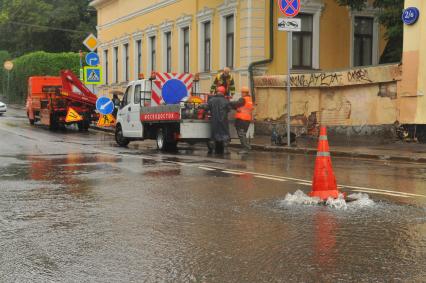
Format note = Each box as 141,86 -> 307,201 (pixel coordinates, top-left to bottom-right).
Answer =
216,86 -> 226,94
241,86 -> 250,94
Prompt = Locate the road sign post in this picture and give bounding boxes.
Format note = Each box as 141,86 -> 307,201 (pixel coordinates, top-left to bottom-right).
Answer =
4,61 -> 13,102
278,0 -> 301,147
287,31 -> 292,147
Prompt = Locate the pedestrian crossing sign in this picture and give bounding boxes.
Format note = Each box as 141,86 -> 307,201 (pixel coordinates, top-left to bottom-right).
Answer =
65,107 -> 83,123
84,66 -> 103,85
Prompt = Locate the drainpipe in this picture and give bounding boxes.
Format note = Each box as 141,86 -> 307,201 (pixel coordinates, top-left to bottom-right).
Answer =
248,0 -> 274,102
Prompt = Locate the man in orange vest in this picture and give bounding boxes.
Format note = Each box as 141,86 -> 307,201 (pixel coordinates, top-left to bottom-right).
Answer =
235,87 -> 254,154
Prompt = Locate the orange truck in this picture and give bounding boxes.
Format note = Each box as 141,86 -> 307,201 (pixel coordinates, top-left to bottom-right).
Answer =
26,70 -> 98,131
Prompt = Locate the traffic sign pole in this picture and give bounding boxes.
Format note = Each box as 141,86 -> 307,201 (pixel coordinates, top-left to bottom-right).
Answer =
277,0 -> 301,147
287,31 -> 292,147
7,71 -> 10,102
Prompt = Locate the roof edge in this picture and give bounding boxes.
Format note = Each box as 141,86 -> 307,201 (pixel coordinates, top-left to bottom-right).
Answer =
90,0 -> 114,8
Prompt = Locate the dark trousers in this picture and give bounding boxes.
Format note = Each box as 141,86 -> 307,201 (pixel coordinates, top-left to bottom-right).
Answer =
235,119 -> 251,150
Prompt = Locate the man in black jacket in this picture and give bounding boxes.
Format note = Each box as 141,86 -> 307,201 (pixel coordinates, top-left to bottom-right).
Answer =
205,86 -> 244,154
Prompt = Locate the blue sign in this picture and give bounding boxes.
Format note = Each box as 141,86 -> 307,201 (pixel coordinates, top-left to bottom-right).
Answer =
162,79 -> 188,104
402,7 -> 420,25
96,96 -> 114,115
84,66 -> 103,85
278,0 -> 301,18
85,52 -> 100,66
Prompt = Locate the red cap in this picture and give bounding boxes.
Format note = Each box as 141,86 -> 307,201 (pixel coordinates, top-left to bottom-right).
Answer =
216,86 -> 226,94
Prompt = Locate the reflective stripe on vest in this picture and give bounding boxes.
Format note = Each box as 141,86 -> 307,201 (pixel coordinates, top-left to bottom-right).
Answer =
235,96 -> 254,121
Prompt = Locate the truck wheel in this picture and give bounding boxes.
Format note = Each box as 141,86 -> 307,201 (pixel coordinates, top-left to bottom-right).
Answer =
115,124 -> 130,147
49,115 -> 58,131
156,128 -> 177,151
77,120 -> 90,132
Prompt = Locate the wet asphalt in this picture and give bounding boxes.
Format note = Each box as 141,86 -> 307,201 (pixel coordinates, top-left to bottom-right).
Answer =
1,108 -> 426,282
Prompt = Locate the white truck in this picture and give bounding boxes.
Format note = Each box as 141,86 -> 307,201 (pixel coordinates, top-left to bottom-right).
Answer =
115,73 -> 213,151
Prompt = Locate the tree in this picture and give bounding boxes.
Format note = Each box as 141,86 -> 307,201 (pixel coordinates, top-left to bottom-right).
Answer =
336,0 -> 404,63
0,0 -> 96,57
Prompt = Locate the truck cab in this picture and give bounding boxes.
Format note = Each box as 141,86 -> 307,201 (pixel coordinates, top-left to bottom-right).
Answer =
116,79 -> 149,139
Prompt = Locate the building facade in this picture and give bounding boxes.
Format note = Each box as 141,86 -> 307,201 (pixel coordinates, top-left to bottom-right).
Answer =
91,0 -> 387,97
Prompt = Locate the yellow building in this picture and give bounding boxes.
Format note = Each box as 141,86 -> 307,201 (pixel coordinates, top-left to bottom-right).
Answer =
90,0 -> 387,97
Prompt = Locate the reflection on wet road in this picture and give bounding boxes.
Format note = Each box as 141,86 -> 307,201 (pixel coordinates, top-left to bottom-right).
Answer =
1,109 -> 426,282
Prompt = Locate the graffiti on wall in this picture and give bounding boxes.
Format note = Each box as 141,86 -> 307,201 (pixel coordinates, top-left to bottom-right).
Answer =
253,64 -> 400,88
290,72 -> 343,87
346,69 -> 372,83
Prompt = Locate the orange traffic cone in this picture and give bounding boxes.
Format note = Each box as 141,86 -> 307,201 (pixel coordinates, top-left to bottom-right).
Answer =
309,126 -> 343,200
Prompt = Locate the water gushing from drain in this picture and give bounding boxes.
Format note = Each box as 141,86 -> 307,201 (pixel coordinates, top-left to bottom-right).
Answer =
281,190 -> 374,210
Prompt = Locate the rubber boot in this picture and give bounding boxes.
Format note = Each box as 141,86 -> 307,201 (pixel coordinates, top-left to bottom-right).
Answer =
207,141 -> 215,154
223,141 -> 231,155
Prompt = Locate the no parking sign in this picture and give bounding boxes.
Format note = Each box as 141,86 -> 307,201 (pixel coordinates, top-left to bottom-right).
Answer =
278,0 -> 301,18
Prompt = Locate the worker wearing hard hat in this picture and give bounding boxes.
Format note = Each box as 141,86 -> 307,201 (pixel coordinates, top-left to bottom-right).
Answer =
204,85 -> 244,154
234,87 -> 254,154
210,67 -> 236,98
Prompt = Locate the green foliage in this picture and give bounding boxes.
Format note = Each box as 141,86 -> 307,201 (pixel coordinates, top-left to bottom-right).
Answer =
0,50 -> 11,98
0,0 -> 96,57
6,51 -> 80,102
336,0 -> 404,63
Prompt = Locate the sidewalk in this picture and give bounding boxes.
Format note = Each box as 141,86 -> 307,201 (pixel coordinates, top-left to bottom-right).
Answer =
92,123 -> 426,163
231,135 -> 426,163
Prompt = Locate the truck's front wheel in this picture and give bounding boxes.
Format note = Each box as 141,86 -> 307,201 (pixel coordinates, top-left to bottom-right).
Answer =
115,124 -> 130,147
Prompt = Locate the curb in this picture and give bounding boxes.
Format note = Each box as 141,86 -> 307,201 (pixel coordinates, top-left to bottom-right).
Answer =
89,125 -> 426,163
90,125 -> 114,134
230,143 -> 426,163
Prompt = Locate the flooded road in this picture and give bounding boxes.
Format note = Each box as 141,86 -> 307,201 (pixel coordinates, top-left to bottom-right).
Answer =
1,109 -> 426,282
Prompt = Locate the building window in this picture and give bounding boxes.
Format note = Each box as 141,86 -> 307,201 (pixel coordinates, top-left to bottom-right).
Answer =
136,40 -> 142,77
354,17 -> 374,67
123,43 -> 129,81
165,32 -> 172,72
103,49 -> 108,85
292,14 -> 313,69
225,15 -> 234,68
182,27 -> 190,73
113,46 -> 119,83
150,36 -> 156,72
204,21 -> 211,72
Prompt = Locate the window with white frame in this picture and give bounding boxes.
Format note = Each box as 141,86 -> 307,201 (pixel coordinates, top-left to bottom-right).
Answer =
149,36 -> 156,72
165,32 -> 172,72
183,27 -> 190,73
225,15 -> 234,68
353,17 -> 374,66
292,3 -> 323,70
218,1 -> 237,69
350,6 -> 379,67
203,21 -> 211,72
136,39 -> 142,77
123,43 -> 129,81
177,15 -> 192,73
103,49 -> 109,85
113,46 -> 119,83
292,13 -> 313,69
197,8 -> 214,73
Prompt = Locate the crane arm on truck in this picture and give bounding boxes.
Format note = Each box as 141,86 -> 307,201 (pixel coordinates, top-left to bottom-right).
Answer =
60,70 -> 98,105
